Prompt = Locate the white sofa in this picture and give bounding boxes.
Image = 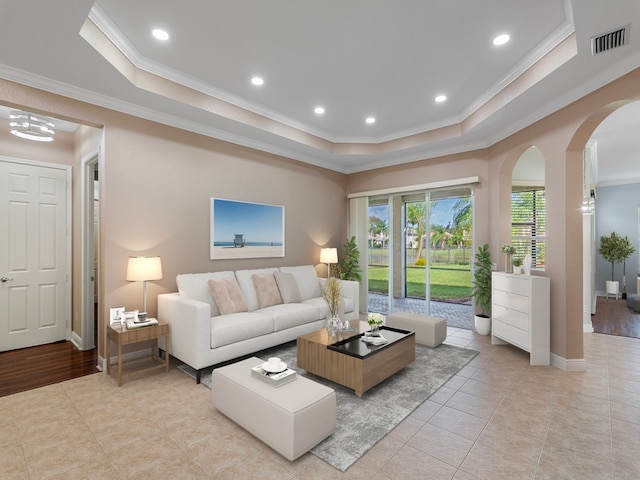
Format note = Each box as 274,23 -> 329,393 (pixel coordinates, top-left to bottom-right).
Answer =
158,265 -> 359,382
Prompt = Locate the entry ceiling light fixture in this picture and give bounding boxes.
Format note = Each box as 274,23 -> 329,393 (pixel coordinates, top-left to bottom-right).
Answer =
9,111 -> 55,142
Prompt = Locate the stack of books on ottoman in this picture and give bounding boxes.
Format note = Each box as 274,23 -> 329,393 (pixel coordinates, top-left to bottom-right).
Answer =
251,357 -> 296,387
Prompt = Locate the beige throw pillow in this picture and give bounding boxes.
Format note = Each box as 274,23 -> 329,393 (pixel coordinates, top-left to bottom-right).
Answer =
208,277 -> 249,315
252,273 -> 283,308
274,271 -> 302,303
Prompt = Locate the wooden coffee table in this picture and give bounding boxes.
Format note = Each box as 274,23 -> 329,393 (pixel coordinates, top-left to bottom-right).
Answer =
297,322 -> 415,397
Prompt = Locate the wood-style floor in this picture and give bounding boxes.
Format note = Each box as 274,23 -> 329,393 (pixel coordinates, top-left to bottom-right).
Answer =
592,295 -> 640,338
0,341 -> 98,397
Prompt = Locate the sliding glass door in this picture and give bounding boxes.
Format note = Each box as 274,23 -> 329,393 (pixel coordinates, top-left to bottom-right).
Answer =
428,189 -> 473,324
368,196 -> 391,314
366,187 -> 473,328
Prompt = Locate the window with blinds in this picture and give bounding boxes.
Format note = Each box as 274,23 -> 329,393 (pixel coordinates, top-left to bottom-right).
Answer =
511,188 -> 545,269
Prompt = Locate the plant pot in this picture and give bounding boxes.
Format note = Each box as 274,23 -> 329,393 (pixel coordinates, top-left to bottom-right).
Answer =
474,315 -> 491,336
606,280 -> 619,300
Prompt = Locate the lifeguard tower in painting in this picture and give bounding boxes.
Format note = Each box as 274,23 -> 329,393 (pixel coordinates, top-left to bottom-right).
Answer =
233,234 -> 246,248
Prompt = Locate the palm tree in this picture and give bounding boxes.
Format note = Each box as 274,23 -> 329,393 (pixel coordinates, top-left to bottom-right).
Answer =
430,225 -> 447,249
369,216 -> 388,248
451,198 -> 472,233
451,197 -> 472,262
406,202 -> 426,262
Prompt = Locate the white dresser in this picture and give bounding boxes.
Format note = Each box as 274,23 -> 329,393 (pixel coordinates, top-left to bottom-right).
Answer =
491,272 -> 550,365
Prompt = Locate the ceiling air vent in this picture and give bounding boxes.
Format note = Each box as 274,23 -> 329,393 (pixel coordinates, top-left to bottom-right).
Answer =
591,24 -> 630,55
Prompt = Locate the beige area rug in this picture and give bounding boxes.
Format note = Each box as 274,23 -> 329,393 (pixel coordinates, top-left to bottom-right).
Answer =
179,341 -> 478,471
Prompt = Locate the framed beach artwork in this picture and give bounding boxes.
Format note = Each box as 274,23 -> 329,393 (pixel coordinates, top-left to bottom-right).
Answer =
210,198 -> 285,259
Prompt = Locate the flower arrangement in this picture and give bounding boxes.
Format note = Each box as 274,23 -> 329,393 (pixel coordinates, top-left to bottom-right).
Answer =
513,257 -> 523,267
367,312 -> 384,335
322,276 -> 342,318
501,244 -> 516,256
367,312 -> 384,327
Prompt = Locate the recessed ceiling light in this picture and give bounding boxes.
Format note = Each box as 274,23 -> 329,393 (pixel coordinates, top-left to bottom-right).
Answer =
365,117 -> 376,124
493,34 -> 510,46
314,106 -> 325,115
435,95 -> 447,103
251,77 -> 264,86
152,28 -> 169,41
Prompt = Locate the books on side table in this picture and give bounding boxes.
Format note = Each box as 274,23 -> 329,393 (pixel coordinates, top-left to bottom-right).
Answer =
125,317 -> 159,329
251,364 -> 297,387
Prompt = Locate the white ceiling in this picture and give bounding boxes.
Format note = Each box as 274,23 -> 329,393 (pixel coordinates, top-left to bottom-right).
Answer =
0,0 -> 639,179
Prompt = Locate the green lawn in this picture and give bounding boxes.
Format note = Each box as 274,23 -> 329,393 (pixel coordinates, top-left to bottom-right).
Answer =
368,264 -> 472,301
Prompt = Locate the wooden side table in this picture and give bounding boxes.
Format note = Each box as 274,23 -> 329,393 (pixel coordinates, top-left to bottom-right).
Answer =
107,321 -> 170,386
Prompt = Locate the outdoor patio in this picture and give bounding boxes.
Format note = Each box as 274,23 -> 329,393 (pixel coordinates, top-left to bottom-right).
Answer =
368,293 -> 473,330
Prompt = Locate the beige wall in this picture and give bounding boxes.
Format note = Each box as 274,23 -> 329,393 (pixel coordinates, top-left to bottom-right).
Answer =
0,80 -> 348,360
3,65 -> 640,366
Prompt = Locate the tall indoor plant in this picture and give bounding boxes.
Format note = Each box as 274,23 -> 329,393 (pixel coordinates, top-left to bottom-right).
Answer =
339,235 -> 362,282
598,231 -> 635,299
471,243 -> 492,335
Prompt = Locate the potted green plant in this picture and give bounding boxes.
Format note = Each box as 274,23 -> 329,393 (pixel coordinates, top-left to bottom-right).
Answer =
339,235 -> 362,282
471,243 -> 492,335
598,231 -> 635,299
513,257 -> 523,274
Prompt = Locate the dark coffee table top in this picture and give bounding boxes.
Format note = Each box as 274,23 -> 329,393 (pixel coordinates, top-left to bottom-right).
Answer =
327,326 -> 414,359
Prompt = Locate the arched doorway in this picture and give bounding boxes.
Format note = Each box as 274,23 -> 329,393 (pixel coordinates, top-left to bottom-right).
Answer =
579,101 -> 640,338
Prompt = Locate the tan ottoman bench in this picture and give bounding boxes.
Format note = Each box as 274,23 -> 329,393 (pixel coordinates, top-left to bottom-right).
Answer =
211,356 -> 336,461
386,312 -> 447,347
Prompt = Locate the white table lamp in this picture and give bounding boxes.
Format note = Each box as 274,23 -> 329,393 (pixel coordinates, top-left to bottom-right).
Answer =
126,256 -> 163,313
319,248 -> 338,278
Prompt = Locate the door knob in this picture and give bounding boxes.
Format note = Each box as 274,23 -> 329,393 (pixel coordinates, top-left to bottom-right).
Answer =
1,276 -> 13,282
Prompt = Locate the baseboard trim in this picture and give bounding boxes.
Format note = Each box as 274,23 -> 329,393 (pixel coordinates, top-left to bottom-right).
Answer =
551,353 -> 586,372
583,323 -> 594,333
70,331 -> 83,350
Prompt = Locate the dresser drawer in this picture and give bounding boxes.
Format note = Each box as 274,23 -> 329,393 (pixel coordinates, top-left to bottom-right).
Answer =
493,290 -> 530,314
493,319 -> 529,351
492,304 -> 530,331
493,274 -> 530,296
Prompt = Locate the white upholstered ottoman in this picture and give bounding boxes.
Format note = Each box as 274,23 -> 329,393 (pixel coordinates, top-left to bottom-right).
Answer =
386,312 -> 447,347
211,356 -> 336,461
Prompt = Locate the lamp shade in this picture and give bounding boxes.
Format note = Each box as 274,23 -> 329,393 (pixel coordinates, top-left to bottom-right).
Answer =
126,256 -> 163,282
319,247 -> 338,264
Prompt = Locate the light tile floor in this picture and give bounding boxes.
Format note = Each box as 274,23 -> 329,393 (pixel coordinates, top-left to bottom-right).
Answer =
1,329 -> 639,479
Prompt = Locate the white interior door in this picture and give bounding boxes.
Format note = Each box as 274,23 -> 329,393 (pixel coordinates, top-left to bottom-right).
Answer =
0,158 -> 70,351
